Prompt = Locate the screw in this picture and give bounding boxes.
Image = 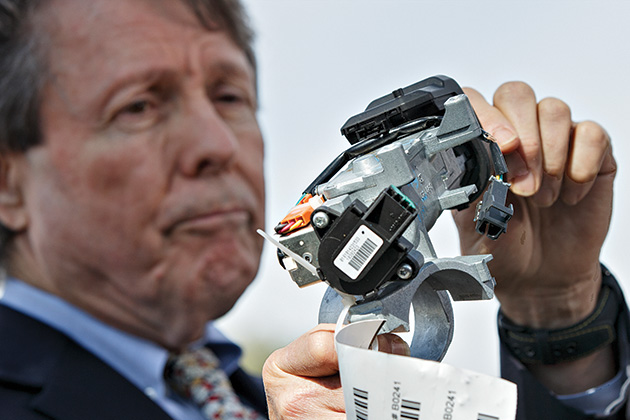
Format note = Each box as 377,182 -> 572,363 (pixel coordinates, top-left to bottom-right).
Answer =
302,252 -> 313,263
397,263 -> 414,280
312,212 -> 330,229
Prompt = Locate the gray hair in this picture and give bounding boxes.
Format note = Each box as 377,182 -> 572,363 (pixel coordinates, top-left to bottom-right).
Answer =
0,0 -> 256,260
0,0 -> 44,154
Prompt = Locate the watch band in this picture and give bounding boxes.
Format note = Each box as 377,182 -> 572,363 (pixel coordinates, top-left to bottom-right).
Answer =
498,265 -> 622,365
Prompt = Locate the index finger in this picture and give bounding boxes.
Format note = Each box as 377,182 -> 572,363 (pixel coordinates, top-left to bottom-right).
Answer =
492,82 -> 543,196
463,87 -> 520,154
465,86 -> 538,196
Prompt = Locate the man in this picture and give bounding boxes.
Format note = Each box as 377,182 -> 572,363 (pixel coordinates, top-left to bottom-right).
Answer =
0,0 -> 623,419
0,0 -> 268,418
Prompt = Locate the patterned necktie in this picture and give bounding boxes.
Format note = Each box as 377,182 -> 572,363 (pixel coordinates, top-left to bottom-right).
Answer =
164,347 -> 266,420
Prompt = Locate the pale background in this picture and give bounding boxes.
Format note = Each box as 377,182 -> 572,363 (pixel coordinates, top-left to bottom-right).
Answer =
216,0 -> 630,376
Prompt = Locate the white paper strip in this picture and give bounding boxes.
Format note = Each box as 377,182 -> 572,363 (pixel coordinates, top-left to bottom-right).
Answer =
335,320 -> 517,420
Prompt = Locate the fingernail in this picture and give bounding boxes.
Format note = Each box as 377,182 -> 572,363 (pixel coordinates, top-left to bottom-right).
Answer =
493,128 -> 519,150
504,152 -> 529,178
532,184 -> 553,207
511,172 -> 537,196
532,173 -> 561,207
390,337 -> 411,357
561,189 -> 581,206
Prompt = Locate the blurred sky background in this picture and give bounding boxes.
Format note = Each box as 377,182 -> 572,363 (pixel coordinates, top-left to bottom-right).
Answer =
216,0 -> 630,376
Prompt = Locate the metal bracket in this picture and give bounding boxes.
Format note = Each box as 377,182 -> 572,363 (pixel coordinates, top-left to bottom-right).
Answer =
319,255 -> 494,361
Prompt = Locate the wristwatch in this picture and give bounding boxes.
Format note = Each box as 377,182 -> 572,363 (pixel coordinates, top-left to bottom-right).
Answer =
498,265 -> 623,365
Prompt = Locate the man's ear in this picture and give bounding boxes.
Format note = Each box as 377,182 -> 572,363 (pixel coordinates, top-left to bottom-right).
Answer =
0,152 -> 28,232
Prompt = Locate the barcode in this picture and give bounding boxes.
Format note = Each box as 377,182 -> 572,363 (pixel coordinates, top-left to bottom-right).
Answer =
334,226 -> 383,279
478,414 -> 499,420
400,399 -> 421,419
353,387 -> 369,420
348,238 -> 378,271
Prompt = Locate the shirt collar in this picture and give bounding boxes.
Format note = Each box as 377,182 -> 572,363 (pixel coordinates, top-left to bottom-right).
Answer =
0,276 -> 242,396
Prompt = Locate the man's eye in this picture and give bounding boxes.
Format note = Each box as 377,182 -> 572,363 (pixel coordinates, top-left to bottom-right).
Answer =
216,93 -> 244,104
123,100 -> 151,114
110,97 -> 164,132
212,83 -> 253,107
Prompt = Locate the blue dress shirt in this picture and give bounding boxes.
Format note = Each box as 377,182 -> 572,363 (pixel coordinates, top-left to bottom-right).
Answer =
0,276 -> 243,420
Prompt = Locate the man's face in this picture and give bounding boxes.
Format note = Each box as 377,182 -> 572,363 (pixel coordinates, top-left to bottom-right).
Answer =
12,0 -> 265,348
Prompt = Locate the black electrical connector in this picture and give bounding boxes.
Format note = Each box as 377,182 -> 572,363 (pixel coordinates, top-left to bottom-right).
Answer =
475,177 -> 514,240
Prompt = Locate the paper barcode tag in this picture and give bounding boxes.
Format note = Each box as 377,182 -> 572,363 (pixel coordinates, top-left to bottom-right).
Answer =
336,320 -> 517,420
334,226 -> 383,279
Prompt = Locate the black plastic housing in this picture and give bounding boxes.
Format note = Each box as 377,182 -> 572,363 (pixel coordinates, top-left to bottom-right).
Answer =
475,177 -> 514,239
314,186 -> 421,296
341,75 -> 463,145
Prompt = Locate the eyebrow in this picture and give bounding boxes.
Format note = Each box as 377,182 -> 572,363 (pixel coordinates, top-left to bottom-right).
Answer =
206,59 -> 256,94
97,67 -> 179,107
84,54 -> 256,122
204,60 -> 258,105
100,58 -> 254,98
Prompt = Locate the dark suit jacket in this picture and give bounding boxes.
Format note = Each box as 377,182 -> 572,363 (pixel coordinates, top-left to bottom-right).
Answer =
501,268 -> 630,420
0,305 -> 268,420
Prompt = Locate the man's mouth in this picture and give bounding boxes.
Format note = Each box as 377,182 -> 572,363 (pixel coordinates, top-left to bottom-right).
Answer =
166,208 -> 252,235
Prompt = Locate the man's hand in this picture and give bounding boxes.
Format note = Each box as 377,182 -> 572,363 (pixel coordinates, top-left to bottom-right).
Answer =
454,82 -> 617,393
262,324 -> 409,419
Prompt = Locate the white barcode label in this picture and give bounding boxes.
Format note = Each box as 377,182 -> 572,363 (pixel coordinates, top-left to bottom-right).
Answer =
334,226 -> 383,279
336,320 -> 517,420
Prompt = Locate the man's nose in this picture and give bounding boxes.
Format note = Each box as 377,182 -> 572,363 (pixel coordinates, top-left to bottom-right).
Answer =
173,97 -> 239,178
